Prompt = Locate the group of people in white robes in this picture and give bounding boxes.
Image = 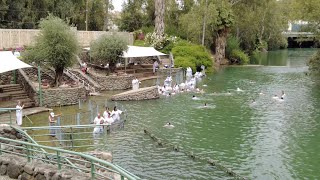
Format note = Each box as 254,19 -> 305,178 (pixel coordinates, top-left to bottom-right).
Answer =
93,106 -> 123,133
157,67 -> 205,96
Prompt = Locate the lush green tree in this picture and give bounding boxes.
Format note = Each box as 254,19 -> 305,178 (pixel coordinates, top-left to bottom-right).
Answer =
23,15 -> 79,87
90,35 -> 128,73
172,41 -> 213,72
291,0 -> 320,74
117,0 -> 144,32
232,0 -> 289,52
214,0 -> 234,65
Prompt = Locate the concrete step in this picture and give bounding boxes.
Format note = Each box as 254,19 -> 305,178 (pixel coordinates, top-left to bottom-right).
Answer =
1,87 -> 23,92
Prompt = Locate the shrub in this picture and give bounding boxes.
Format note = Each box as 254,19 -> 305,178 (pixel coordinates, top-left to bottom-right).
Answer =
230,49 -> 250,65
308,50 -> 320,73
226,36 -> 241,58
145,32 -> 178,50
172,41 -> 213,72
134,40 -> 148,47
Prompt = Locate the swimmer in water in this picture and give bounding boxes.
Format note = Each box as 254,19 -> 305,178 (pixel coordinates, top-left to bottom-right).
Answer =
280,90 -> 285,99
192,95 -> 199,100
236,87 -> 243,92
163,122 -> 174,128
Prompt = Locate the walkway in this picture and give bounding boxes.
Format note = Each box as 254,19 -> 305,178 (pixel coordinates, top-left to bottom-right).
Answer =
0,107 -> 52,124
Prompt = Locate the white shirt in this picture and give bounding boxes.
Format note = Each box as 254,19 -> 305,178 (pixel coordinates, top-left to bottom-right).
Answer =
111,110 -> 122,121
93,116 -> 105,125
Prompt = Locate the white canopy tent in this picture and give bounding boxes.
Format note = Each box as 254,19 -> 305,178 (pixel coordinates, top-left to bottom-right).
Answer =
83,46 -> 166,57
83,46 -> 167,73
121,46 -> 166,58
0,51 -> 32,73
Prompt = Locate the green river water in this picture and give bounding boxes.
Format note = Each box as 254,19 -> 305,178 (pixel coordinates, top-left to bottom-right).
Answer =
26,49 -> 320,179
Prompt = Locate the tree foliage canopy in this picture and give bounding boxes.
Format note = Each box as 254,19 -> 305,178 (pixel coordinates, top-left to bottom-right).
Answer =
90,35 -> 128,72
23,15 -> 79,86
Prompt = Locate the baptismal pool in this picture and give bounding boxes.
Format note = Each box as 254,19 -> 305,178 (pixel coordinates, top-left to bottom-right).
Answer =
28,49 -> 320,179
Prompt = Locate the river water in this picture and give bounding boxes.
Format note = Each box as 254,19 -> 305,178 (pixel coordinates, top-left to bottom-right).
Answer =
28,49 -> 320,179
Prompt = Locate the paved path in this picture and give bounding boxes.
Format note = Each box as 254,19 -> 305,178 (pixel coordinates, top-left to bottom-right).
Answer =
138,76 -> 158,81
0,107 -> 52,124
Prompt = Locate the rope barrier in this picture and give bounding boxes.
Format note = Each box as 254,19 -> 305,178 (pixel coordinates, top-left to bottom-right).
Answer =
143,129 -> 247,180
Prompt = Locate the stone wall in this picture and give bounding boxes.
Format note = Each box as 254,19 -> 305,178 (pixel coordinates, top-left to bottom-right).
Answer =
42,86 -> 87,107
0,125 -> 117,180
91,74 -> 134,90
111,86 -> 159,101
0,155 -> 91,180
0,29 -> 133,48
17,69 -> 38,106
0,71 -> 13,85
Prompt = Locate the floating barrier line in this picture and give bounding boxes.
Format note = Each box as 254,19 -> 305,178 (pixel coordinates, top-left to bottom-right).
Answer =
144,129 -> 247,180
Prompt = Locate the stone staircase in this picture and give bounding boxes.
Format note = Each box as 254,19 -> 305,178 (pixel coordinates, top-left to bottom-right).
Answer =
70,69 -> 101,92
0,84 -> 35,109
63,68 -> 97,93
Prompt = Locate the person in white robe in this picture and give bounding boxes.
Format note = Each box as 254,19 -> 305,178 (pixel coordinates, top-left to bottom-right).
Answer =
16,101 -> 24,126
111,106 -> 123,122
93,113 -> 105,133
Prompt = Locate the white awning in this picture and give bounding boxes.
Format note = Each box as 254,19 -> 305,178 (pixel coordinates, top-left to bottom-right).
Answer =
122,46 -> 166,58
0,51 -> 32,73
83,45 -> 166,58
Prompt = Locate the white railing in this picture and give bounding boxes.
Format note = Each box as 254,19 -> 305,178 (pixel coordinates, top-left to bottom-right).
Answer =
64,69 -> 95,93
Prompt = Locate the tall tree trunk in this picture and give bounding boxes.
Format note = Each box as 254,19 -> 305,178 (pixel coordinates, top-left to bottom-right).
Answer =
215,28 -> 229,65
155,0 -> 165,38
103,0 -> 109,31
109,62 -> 116,73
54,67 -> 64,87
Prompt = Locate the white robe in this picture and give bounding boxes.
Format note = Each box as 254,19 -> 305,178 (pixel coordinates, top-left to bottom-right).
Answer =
16,105 -> 23,126
111,110 -> 122,122
93,117 -> 104,133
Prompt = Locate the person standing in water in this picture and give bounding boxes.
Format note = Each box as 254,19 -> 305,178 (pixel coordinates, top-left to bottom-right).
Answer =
48,112 -> 61,137
93,113 -> 105,133
16,100 -> 24,126
111,106 -> 123,122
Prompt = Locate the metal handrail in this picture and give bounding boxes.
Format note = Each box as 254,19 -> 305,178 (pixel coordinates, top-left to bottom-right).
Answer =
64,68 -> 95,93
11,126 -> 81,172
0,136 -> 139,180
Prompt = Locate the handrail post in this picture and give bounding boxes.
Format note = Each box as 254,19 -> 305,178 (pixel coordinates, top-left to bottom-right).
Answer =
77,113 -> 80,125
57,151 -> 61,170
26,145 -> 31,162
9,110 -> 12,125
121,175 -> 125,180
70,127 -> 74,150
0,143 -> 2,155
91,160 -> 95,179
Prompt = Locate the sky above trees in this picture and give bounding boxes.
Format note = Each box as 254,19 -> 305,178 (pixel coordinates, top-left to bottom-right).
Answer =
113,0 -> 125,12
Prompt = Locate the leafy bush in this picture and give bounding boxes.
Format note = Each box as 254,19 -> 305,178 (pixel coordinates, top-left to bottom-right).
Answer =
134,40 -> 147,47
172,41 -> 213,72
90,35 -> 128,72
230,49 -> 250,65
226,36 -> 241,58
145,32 -> 178,50
308,50 -> 320,73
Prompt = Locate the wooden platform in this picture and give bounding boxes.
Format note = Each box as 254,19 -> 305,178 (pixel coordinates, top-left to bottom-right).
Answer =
0,107 -> 52,124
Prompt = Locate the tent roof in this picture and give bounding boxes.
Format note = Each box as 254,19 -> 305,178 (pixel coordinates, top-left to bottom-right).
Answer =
83,45 -> 166,58
122,46 -> 166,58
0,51 -> 32,73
